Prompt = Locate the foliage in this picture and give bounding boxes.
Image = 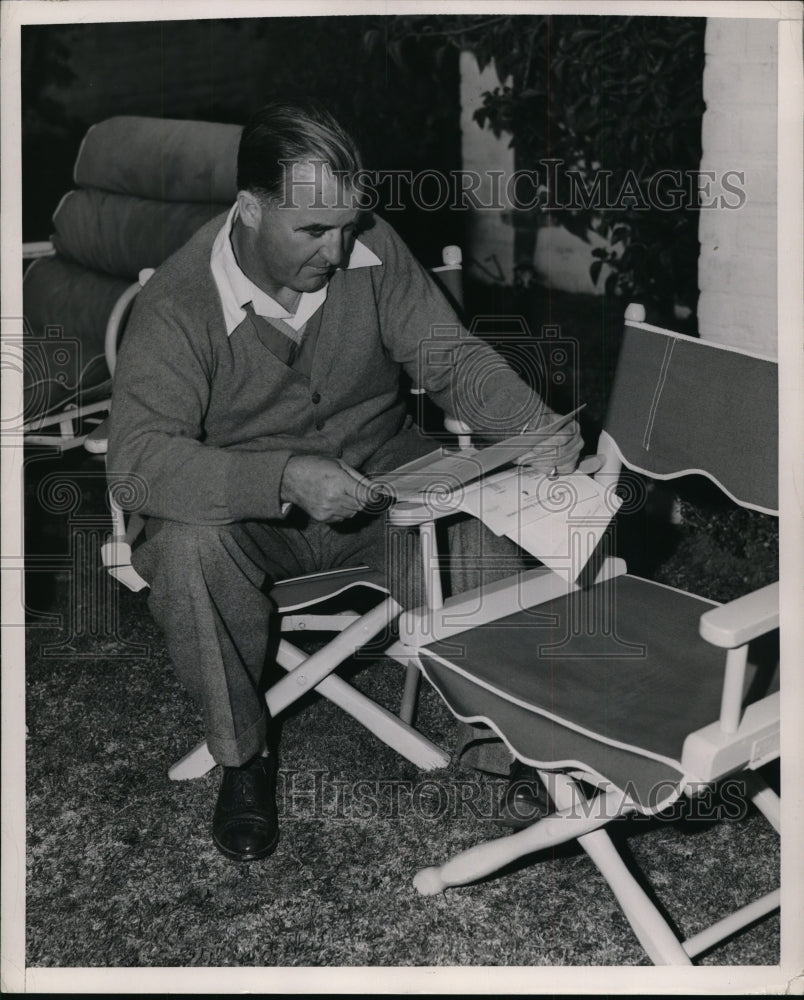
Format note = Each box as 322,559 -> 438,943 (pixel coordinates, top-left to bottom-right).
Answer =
21,27 -> 75,132
366,15 -> 707,321
21,17 -> 462,255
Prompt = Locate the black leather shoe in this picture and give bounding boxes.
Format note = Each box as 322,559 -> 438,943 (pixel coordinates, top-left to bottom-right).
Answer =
212,753 -> 279,862
500,760 -> 554,829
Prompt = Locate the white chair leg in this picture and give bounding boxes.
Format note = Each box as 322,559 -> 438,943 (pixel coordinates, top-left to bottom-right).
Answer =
266,596 -> 402,716
168,740 -> 217,781
413,785 -> 629,895
547,771 -> 691,965
682,889 -> 780,958
168,644 -> 448,780
399,662 -> 420,725
578,827 -> 692,965
276,640 -> 448,771
744,769 -> 781,833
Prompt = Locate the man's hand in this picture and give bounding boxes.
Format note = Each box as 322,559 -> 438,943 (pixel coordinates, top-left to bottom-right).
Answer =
514,418 -> 584,475
280,455 -> 373,523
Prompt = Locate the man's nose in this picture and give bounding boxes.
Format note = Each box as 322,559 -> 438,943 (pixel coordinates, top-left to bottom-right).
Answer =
319,231 -> 347,267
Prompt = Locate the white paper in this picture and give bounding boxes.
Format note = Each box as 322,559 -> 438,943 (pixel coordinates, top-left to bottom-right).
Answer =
457,467 -> 620,582
369,405 -> 585,501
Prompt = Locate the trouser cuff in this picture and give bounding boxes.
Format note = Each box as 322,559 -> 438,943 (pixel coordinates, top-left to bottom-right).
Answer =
206,709 -> 268,767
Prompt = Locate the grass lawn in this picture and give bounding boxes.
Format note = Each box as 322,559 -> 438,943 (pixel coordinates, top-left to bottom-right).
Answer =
21,287 -> 781,971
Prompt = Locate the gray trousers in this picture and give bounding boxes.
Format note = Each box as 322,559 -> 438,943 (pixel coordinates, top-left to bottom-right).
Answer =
133,509 -> 527,766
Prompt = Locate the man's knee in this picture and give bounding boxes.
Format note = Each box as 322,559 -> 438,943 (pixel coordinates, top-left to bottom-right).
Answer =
135,520 -> 251,589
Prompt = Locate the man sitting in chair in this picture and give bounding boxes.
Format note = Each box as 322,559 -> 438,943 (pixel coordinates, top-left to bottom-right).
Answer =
108,99 -> 582,862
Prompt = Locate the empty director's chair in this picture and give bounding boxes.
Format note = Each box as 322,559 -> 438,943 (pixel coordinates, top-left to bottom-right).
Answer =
385,307 -> 781,965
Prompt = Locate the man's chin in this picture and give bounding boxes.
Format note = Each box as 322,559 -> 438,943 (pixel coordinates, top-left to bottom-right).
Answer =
297,271 -> 332,291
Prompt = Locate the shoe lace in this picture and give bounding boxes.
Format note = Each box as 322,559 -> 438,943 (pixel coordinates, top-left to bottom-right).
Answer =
223,759 -> 269,811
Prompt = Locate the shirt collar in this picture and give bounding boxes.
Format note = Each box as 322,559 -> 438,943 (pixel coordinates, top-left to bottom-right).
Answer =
210,204 -> 382,336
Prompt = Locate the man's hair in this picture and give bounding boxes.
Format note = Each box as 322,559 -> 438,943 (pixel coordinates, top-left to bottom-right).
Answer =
237,99 -> 362,199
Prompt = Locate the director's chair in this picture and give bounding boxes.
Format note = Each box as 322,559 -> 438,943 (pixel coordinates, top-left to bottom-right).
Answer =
89,248 -> 468,779
382,307 -> 781,965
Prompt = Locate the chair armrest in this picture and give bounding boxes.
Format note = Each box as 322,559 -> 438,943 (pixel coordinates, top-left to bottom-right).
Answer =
84,417 -> 110,455
443,415 -> 471,437
23,241 -> 55,260
699,582 -> 779,648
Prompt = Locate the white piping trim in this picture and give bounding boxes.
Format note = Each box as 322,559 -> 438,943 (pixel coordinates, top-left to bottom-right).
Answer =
51,189 -> 73,227
275,579 -> 388,613
601,434 -> 778,516
274,564 -> 373,586
271,565 -> 389,612
624,571 -> 719,605
72,122 -> 96,187
642,336 -> 675,451
624,319 -> 778,363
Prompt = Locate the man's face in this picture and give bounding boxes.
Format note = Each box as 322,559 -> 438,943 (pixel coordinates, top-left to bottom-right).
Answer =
240,161 -> 363,298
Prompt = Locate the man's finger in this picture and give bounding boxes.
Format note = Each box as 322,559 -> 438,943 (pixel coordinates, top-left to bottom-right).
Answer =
337,460 -> 370,486
337,461 -> 379,506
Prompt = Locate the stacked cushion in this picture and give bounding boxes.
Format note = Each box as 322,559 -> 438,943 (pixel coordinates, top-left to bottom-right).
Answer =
23,116 -> 241,420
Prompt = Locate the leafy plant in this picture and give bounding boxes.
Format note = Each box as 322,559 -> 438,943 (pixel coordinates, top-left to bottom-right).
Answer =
365,14 -> 706,323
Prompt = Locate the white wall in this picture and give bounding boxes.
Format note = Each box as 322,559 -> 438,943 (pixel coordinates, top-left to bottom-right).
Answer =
459,52 -> 608,295
697,19 -> 778,355
459,52 -> 515,285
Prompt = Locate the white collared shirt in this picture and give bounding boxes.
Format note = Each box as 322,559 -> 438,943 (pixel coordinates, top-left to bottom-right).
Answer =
210,204 -> 382,336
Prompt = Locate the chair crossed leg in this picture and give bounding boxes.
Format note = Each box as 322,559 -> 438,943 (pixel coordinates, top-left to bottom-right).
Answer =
168,593 -> 450,780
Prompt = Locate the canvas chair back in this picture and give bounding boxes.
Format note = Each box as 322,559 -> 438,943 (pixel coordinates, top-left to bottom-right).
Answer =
602,319 -> 778,514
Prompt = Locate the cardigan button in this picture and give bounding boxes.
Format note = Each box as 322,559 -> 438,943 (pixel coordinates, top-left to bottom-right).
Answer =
311,392 -> 321,404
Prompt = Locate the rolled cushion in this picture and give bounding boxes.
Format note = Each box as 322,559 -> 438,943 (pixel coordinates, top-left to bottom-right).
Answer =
52,189 -> 228,279
22,254 -> 131,419
73,116 -> 241,202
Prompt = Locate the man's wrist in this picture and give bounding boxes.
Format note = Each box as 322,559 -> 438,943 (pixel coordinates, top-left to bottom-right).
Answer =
279,455 -> 299,505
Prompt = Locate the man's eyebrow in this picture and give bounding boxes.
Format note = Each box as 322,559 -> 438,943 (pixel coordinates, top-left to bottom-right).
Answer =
294,219 -> 360,234
295,222 -> 338,233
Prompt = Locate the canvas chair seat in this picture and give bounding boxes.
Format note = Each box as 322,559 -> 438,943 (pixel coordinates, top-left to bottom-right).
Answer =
268,565 -> 390,612
419,573 -> 778,812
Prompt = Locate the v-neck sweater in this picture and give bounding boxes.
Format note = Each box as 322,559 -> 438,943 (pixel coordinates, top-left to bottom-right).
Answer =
107,212 -> 537,524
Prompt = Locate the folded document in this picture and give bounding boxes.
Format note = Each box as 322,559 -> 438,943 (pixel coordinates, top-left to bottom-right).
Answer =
456,466 -> 621,582
372,405 -> 617,582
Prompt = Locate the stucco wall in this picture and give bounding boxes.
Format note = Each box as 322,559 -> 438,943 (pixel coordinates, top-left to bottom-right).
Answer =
697,19 -> 778,356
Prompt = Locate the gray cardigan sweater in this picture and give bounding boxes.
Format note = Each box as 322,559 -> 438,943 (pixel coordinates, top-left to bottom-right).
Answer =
107,212 -> 537,524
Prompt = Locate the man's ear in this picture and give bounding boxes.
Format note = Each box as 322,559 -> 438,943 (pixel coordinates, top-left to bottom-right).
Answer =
236,190 -> 266,231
